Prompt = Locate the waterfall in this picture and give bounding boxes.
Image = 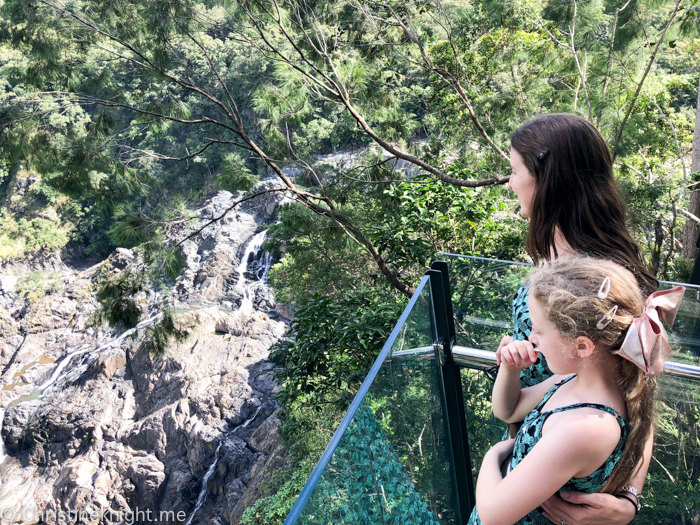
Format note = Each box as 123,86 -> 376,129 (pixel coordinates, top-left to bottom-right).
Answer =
40,314 -> 162,397
236,231 -> 272,313
184,405 -> 263,525
184,441 -> 223,525
239,405 -> 263,429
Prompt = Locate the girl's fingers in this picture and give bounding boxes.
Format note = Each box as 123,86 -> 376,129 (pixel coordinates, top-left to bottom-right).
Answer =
502,350 -> 516,368
528,345 -> 539,363
501,340 -> 538,369
498,336 -> 513,350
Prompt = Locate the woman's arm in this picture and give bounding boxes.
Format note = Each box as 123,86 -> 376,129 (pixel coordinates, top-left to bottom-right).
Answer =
492,339 -> 560,423
539,428 -> 653,525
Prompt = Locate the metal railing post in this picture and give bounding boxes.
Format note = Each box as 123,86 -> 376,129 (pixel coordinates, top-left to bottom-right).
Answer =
427,263 -> 476,523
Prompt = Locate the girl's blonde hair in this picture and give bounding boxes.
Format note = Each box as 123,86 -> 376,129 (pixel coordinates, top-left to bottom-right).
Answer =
528,257 -> 653,494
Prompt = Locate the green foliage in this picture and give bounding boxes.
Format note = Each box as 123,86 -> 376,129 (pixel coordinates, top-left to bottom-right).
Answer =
15,270 -> 63,303
270,288 -> 405,408
217,152 -> 260,193
0,211 -> 71,260
241,403 -> 343,525
240,470 -> 312,525
145,309 -> 191,356
374,177 -> 526,268
265,203 -> 374,304
94,266 -> 148,329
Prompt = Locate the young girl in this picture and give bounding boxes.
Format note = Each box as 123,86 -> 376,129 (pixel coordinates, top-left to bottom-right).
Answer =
469,258 -> 684,525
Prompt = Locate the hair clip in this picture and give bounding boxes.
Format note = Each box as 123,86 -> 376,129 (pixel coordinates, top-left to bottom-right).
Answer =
537,149 -> 550,162
598,277 -> 611,299
597,305 -> 618,329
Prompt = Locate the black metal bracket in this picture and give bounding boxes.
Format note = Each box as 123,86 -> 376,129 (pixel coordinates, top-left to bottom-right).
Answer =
427,261 -> 476,523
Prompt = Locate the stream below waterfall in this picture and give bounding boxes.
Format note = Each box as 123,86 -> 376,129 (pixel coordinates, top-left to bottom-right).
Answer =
185,404 -> 264,525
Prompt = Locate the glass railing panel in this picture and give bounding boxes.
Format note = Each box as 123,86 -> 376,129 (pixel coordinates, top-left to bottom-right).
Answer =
440,253 -> 700,524
287,275 -> 458,525
438,254 -> 531,470
649,372 -> 700,523
440,254 -> 531,351
440,252 -> 700,365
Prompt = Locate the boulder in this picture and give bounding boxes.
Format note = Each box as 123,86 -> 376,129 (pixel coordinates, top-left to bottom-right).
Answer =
249,412 -> 282,455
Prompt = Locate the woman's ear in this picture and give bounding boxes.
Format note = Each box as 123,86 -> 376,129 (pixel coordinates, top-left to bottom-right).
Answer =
575,336 -> 596,358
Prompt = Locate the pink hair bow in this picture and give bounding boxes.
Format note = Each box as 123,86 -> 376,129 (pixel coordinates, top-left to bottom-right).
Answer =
612,286 -> 686,378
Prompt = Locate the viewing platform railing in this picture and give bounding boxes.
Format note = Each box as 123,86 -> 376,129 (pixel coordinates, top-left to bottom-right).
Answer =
284,255 -> 700,525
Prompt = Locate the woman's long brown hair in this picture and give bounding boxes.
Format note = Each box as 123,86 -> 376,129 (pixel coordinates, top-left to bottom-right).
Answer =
511,114 -> 658,295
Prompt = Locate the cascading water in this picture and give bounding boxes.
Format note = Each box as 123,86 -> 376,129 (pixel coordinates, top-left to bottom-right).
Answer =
0,314 -> 163,469
239,404 -> 263,430
185,405 -> 263,525
184,441 -> 223,525
236,231 -> 273,313
40,314 -> 162,397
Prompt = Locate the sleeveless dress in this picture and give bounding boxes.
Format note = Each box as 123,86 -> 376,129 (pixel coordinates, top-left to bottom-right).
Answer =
469,375 -> 628,525
512,285 -> 554,388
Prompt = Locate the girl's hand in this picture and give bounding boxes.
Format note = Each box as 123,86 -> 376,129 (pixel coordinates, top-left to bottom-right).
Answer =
496,336 -> 513,365
499,340 -> 539,370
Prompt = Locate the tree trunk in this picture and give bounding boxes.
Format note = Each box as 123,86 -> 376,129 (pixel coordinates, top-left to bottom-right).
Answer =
682,75 -> 700,260
652,218 -> 663,276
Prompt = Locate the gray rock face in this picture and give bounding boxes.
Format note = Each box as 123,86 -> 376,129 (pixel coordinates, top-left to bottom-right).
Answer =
0,184 -> 291,524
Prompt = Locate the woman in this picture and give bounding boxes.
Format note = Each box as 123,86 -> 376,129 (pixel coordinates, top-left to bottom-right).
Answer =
504,113 -> 656,525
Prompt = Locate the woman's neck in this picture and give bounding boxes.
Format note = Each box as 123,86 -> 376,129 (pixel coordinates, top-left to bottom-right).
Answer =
552,227 -> 577,260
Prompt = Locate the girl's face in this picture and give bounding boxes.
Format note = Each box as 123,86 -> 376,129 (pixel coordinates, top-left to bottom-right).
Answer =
508,147 -> 537,218
528,295 -> 578,375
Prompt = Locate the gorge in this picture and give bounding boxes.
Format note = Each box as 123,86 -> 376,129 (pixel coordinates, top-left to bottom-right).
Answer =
0,177 -> 289,524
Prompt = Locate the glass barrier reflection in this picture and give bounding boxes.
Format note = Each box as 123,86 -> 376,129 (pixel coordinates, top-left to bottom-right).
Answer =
293,277 -> 458,525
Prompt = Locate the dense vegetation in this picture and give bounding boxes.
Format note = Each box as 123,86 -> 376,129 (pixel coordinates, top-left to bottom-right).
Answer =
1,0 -> 699,523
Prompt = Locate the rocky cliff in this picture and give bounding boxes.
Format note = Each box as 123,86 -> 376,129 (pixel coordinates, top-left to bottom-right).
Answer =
0,182 -> 289,524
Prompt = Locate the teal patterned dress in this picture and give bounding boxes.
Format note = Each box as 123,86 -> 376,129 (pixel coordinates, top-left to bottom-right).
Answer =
469,375 -> 628,525
512,285 -> 554,387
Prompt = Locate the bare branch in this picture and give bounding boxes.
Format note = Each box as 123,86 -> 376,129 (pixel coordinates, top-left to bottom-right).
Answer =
679,207 -> 700,226
117,140 -> 251,162
570,1 -> 592,122
172,188 -> 289,248
612,0 -> 684,160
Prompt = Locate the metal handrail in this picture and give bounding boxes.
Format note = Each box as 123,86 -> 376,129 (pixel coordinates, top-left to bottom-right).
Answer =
451,346 -> 700,381
391,345 -> 700,381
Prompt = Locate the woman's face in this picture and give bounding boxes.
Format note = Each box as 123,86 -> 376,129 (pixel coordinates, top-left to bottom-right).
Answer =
508,147 -> 537,218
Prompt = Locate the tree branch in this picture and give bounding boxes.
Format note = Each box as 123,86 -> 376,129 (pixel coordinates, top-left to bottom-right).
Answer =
612,0 -> 684,160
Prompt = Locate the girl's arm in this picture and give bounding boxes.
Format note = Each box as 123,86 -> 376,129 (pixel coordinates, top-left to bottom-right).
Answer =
492,339 -> 561,423
475,409 -> 622,525
539,429 -> 653,525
